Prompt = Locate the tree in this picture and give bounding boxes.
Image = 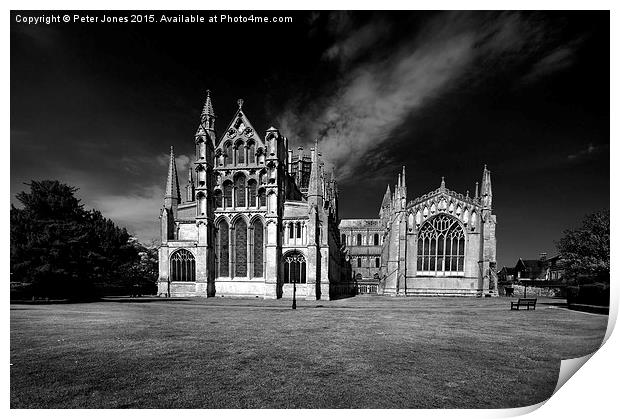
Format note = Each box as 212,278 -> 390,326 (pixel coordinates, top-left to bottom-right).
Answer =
10,180 -> 141,299
556,210 -> 609,284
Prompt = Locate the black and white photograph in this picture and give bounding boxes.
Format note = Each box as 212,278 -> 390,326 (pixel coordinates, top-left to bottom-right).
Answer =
8,5 -> 613,412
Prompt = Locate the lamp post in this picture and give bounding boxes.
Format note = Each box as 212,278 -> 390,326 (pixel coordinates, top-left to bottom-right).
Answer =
292,281 -> 297,309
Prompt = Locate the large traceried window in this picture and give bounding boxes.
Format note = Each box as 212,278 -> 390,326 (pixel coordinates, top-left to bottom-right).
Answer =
283,251 -> 306,284
234,218 -> 247,277
217,219 -> 229,277
417,214 -> 465,276
253,219 -> 263,277
170,249 -> 195,282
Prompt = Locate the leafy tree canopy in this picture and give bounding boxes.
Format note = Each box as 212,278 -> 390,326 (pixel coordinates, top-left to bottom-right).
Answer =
556,210 -> 609,284
11,180 -> 155,299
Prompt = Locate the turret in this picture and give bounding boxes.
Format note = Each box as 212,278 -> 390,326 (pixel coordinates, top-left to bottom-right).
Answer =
194,91 -> 215,219
186,167 -> 195,202
401,166 -> 407,199
481,165 -> 492,209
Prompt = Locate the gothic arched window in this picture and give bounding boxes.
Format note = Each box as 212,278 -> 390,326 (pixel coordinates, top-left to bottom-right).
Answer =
214,190 -> 222,209
341,234 -> 346,245
258,188 -> 267,207
224,142 -> 232,165
357,234 -> 362,246
417,214 -> 465,276
375,257 -> 380,268
222,181 -> 233,208
357,257 -> 362,268
283,251 -> 306,284
248,141 -> 256,164
253,219 -> 263,277
217,219 -> 229,277
296,222 -> 302,239
373,233 -> 379,246
248,179 -> 257,207
170,249 -> 195,282
234,218 -> 247,277
234,174 -> 246,207
235,141 -> 245,165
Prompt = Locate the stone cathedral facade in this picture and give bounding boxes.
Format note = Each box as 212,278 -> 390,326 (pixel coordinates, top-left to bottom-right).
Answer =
157,91 -> 349,300
157,90 -> 497,299
338,168 -> 498,296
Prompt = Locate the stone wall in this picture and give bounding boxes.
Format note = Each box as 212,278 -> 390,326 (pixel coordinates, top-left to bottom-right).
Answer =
500,284 -> 564,298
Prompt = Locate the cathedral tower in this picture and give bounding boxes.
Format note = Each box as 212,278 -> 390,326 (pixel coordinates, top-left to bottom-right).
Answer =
194,90 -> 216,296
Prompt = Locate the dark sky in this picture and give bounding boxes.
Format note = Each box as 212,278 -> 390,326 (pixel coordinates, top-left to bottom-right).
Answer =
10,11 -> 609,267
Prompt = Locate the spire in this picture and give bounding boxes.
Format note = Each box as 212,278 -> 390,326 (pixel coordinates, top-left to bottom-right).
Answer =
440,176 -> 446,190
197,89 -> 216,137
201,89 -> 214,118
237,98 -> 244,109
381,185 -> 392,208
474,182 -> 479,199
481,164 -> 492,209
164,146 -> 181,206
401,166 -> 407,197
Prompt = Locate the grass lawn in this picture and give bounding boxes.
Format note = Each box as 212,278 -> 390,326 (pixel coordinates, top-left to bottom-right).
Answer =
10,296 -> 607,409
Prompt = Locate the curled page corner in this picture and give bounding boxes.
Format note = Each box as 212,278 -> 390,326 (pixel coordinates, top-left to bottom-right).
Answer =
553,353 -> 594,395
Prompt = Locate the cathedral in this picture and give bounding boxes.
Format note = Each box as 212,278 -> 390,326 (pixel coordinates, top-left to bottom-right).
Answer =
157,91 -> 497,299
157,91 -> 349,300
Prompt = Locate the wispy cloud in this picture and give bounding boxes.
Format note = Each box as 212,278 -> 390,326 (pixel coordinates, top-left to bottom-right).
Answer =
568,143 -> 606,161
277,12 -> 584,181
522,41 -> 581,83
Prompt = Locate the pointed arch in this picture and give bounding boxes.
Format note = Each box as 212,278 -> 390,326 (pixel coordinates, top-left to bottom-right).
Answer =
252,218 -> 264,277
234,173 -> 246,207
247,140 -> 256,164
233,217 -> 248,277
217,219 -> 230,277
283,250 -> 306,284
247,179 -> 258,208
213,189 -> 222,209
223,141 -> 232,165
235,140 -> 245,165
222,180 -> 233,208
417,214 -> 465,276
258,187 -> 267,207
170,249 -> 195,282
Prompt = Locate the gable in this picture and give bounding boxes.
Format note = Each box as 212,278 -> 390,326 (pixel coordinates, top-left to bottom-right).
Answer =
216,108 -> 265,151
407,189 -> 482,231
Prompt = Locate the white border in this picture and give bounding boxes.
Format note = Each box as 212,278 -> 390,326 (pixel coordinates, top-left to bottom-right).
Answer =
4,2 -> 617,418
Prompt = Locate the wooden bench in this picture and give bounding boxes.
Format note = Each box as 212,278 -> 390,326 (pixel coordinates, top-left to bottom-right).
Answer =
511,298 -> 537,310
